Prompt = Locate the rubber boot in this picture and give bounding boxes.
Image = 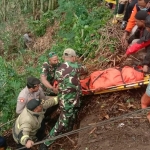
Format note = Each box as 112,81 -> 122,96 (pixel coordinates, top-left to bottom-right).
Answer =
117,4 -> 125,14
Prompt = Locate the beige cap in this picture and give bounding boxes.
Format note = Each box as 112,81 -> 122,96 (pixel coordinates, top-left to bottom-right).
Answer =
63,48 -> 76,57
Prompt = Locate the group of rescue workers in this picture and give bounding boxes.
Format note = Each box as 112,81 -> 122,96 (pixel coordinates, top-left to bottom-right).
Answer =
13,48 -> 87,150
1,0 -> 150,149
112,0 -> 150,123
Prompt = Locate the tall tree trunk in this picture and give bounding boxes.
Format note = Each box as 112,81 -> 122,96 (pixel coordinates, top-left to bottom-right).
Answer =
48,0 -> 52,10
15,0 -> 22,15
33,0 -> 36,16
3,0 -> 6,21
48,0 -> 58,10
36,0 -> 40,13
40,0 -> 43,18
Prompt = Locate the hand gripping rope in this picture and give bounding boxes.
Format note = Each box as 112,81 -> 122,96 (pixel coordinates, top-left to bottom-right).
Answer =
17,107 -> 150,150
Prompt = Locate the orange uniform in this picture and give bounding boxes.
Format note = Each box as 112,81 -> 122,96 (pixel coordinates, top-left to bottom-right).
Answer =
141,93 -> 150,121
125,4 -> 150,33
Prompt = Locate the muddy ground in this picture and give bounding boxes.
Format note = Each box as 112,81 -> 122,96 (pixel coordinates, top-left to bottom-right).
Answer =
75,88 -> 150,150
3,12 -> 150,150
6,87 -> 150,150
47,87 -> 150,150
77,89 -> 150,150
77,116 -> 150,150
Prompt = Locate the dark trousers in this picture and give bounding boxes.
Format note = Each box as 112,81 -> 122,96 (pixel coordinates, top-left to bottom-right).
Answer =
36,120 -> 46,141
118,4 -> 125,14
44,104 -> 59,118
123,0 -> 137,21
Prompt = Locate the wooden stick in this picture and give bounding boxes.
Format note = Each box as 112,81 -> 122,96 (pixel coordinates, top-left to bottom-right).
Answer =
65,136 -> 75,145
89,127 -> 97,135
130,55 -> 140,62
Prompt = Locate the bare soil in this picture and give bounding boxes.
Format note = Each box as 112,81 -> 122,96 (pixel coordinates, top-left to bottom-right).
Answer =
40,87 -> 150,150
77,89 -> 150,150
77,117 -> 150,150
3,15 -> 150,150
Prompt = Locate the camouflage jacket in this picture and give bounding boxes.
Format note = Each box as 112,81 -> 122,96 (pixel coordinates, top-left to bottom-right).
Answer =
41,62 -> 61,84
55,61 -> 87,108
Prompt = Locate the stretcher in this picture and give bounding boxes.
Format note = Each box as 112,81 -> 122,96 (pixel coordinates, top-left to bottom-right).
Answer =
82,74 -> 150,95
81,66 -> 150,95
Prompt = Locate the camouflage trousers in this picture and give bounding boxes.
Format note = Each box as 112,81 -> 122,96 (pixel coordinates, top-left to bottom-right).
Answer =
45,106 -> 79,146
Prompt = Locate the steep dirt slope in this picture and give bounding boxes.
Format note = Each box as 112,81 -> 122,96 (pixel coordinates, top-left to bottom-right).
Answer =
33,21 -> 59,53
4,16 -> 150,150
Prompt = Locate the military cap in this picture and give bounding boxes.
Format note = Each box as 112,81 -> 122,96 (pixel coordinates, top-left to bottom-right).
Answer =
63,48 -> 77,57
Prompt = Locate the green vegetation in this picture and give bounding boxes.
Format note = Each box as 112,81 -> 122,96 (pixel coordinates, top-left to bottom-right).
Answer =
0,57 -> 22,131
0,0 -> 112,133
50,0 -> 111,56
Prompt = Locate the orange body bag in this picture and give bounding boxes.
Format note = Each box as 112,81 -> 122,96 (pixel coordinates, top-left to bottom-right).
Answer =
80,66 -> 144,94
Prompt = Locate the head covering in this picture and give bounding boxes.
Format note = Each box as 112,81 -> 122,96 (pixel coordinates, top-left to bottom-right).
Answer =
27,77 -> 40,87
145,15 -> 150,28
49,52 -> 57,58
63,48 -> 77,57
135,10 -> 149,20
26,99 -> 41,111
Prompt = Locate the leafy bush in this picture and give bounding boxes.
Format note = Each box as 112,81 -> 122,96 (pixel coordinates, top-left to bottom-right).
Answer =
0,0 -> 113,134
27,11 -> 55,37
36,0 -> 112,73
0,20 -> 28,58
0,54 -> 42,133
47,0 -> 112,57
0,57 -> 24,132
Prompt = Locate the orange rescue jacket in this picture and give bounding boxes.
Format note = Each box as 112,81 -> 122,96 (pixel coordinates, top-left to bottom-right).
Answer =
125,4 -> 150,33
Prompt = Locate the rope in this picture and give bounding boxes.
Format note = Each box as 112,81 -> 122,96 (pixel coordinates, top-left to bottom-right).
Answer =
17,107 -> 150,150
0,118 -> 16,128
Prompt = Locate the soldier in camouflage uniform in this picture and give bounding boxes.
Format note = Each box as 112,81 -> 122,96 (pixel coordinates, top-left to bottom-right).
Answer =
40,52 -> 61,96
40,48 -> 88,149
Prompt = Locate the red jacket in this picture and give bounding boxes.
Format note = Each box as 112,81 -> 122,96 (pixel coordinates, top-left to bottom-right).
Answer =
126,40 -> 150,55
125,28 -> 150,65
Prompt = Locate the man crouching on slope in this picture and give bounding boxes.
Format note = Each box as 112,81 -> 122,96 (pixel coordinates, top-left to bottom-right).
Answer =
121,11 -> 150,72
12,97 -> 58,150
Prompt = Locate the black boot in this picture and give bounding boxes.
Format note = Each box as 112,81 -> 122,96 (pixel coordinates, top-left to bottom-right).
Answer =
118,4 -> 125,14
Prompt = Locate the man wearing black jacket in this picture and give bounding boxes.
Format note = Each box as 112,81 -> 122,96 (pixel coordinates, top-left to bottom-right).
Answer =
121,11 -> 150,72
